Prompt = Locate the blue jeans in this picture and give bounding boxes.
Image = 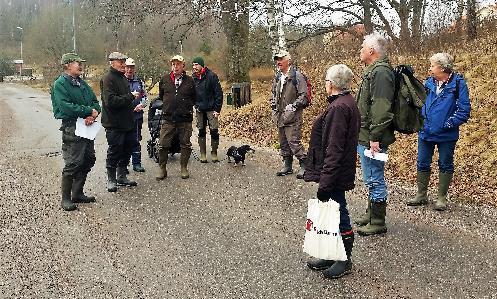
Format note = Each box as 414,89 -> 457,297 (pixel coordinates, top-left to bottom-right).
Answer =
417,138 -> 456,173
329,190 -> 352,233
357,144 -> 388,202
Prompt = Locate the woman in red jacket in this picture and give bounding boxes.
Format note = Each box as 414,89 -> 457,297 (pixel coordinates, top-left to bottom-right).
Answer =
304,64 -> 361,279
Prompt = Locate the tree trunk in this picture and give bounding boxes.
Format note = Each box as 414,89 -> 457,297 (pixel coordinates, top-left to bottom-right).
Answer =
221,0 -> 250,84
467,0 -> 477,40
363,0 -> 373,34
410,0 -> 425,48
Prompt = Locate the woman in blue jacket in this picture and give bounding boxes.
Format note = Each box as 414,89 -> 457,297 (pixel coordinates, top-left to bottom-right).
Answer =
407,53 -> 471,210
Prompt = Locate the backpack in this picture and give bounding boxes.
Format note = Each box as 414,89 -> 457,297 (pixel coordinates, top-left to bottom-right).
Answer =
290,68 -> 312,107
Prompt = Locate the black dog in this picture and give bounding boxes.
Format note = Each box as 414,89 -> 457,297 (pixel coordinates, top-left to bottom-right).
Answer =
226,145 -> 255,166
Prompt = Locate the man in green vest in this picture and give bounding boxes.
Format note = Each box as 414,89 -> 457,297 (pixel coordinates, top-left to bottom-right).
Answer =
51,53 -> 101,211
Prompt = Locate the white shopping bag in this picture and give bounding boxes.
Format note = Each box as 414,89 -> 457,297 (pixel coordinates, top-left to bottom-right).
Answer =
303,198 -> 347,261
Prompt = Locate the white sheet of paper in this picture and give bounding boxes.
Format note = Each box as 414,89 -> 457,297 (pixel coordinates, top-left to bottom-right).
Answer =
75,117 -> 102,140
364,149 -> 388,162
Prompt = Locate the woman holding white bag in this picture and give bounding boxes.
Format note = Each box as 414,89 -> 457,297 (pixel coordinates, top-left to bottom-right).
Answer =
303,64 -> 360,279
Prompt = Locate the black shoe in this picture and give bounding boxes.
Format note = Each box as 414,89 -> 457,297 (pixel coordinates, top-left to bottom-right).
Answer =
133,164 -> 146,172
72,194 -> 96,203
322,260 -> 352,279
117,167 -> 137,187
61,198 -> 77,211
306,259 -> 335,271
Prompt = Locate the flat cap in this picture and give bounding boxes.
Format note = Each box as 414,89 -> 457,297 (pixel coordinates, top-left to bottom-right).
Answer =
273,49 -> 290,60
170,55 -> 185,63
108,52 -> 128,61
61,53 -> 85,65
125,58 -> 135,66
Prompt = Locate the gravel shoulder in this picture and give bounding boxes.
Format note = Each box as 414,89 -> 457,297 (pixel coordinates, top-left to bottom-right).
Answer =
1,83 -> 496,298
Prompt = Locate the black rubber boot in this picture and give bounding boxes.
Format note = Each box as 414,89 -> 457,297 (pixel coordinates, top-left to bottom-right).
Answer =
61,175 -> 77,211
117,166 -> 137,186
296,158 -> 306,179
276,156 -> 293,176
323,233 -> 354,279
107,168 -> 118,192
72,175 -> 96,203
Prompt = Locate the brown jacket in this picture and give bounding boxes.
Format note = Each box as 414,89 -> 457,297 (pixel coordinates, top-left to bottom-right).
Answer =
304,92 -> 360,192
270,66 -> 308,127
159,71 -> 197,123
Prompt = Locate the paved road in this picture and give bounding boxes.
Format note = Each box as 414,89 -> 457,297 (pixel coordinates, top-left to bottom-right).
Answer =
1,83 -> 497,298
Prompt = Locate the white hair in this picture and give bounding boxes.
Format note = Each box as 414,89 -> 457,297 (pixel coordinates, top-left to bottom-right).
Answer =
363,33 -> 389,56
326,64 -> 354,90
430,52 -> 454,72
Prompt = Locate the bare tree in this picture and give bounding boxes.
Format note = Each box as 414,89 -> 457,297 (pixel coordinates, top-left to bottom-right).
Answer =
466,0 -> 477,40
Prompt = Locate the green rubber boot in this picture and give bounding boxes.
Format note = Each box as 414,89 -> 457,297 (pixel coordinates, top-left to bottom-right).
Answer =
357,201 -> 387,236
198,137 -> 207,163
434,171 -> 453,211
354,200 -> 371,227
407,171 -> 431,206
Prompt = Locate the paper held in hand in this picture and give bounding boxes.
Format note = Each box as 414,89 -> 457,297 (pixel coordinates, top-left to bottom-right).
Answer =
75,117 -> 102,140
364,149 -> 388,162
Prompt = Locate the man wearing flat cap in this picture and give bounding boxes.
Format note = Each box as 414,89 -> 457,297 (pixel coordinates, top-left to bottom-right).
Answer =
271,49 -> 308,179
156,55 -> 196,180
192,56 -> 223,163
100,51 -> 141,192
51,53 -> 101,211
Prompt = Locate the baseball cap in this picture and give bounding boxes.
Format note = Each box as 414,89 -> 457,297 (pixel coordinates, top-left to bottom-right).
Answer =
108,52 -> 128,61
60,53 -> 85,65
273,49 -> 290,60
125,58 -> 135,66
170,55 -> 185,63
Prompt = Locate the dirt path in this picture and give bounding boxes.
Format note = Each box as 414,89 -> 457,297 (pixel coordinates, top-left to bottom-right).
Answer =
1,83 -> 496,298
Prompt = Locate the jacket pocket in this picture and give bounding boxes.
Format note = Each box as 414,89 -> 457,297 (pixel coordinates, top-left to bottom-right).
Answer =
62,125 -> 80,143
282,110 -> 296,125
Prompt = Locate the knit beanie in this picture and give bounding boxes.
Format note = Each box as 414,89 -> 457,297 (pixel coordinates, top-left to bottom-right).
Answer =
192,57 -> 205,67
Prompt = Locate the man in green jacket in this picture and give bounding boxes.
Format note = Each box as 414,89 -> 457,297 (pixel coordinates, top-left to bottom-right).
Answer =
51,53 -> 101,211
355,33 -> 395,236
101,52 -> 141,192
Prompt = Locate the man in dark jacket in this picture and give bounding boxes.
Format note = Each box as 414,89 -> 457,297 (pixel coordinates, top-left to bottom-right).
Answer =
192,56 -> 223,163
101,52 -> 140,192
124,57 -> 148,172
271,50 -> 308,179
156,55 -> 196,180
51,53 -> 101,211
355,33 -> 395,236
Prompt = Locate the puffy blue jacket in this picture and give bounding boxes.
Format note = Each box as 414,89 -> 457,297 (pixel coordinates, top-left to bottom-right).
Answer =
419,73 -> 471,142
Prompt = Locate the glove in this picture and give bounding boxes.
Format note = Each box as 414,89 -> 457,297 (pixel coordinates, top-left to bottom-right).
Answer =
316,189 -> 332,202
285,103 -> 296,112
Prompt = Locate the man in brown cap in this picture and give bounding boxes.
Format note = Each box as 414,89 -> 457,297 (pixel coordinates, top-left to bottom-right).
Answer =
156,55 -> 196,180
100,51 -> 140,192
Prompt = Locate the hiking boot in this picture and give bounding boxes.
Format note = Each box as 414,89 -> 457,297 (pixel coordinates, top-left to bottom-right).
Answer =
323,233 -> 354,279
307,259 -> 335,271
357,201 -> 387,236
61,175 -> 77,211
434,171 -> 453,211
180,148 -> 192,179
133,164 -> 146,172
276,156 -> 293,176
107,168 -> 117,192
72,175 -> 95,203
211,139 -> 219,163
407,171 -> 430,206
199,137 -> 207,163
117,166 -> 137,187
354,201 -> 371,227
296,158 -> 306,179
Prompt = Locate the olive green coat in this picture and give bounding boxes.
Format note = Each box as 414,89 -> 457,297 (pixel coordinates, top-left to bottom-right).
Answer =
356,56 -> 396,148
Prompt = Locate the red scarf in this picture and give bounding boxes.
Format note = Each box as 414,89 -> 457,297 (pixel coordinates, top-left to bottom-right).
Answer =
194,67 -> 206,80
